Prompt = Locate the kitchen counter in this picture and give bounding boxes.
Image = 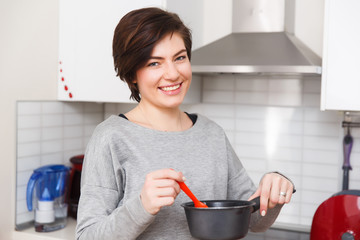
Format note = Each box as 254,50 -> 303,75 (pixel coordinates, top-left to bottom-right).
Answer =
12,218 -> 76,240
12,218 -> 310,240
245,228 -> 310,240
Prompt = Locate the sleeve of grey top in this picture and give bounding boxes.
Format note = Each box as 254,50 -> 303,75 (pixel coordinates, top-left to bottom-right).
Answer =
75,128 -> 155,240
224,136 -> 283,232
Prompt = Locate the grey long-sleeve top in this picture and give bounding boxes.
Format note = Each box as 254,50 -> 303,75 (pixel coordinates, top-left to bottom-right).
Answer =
76,114 -> 282,240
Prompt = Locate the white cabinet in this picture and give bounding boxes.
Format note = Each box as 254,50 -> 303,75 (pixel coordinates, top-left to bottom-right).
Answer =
321,0 -> 360,111
58,0 -> 164,102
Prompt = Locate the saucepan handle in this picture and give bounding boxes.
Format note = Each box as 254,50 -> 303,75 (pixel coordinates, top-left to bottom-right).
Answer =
250,188 -> 296,213
250,196 -> 261,213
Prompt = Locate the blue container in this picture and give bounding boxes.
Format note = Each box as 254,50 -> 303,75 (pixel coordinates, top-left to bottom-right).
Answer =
26,164 -> 70,232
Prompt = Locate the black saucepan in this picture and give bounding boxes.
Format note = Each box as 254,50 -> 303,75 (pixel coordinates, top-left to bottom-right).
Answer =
181,196 -> 260,240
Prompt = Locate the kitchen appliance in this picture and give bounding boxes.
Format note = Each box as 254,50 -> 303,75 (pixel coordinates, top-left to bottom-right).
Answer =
181,197 -> 260,240
68,154 -> 84,219
191,0 -> 321,75
310,190 -> 360,240
26,164 -> 70,232
311,127 -> 359,239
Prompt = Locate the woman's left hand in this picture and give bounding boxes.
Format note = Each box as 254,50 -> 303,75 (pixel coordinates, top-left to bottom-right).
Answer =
248,172 -> 294,217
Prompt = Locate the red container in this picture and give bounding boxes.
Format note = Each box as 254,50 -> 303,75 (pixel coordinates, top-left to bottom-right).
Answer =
310,190 -> 360,240
68,154 -> 84,219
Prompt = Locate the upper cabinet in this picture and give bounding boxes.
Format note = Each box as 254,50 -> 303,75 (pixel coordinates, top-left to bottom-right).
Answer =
58,0 -> 164,102
321,0 -> 360,111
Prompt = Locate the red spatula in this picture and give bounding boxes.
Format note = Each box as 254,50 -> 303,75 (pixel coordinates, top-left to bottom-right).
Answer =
178,181 -> 208,208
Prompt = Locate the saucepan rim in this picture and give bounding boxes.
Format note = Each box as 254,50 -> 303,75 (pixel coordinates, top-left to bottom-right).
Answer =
181,199 -> 257,210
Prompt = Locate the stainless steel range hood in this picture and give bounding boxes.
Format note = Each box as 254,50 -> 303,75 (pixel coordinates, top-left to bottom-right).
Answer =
191,0 -> 322,75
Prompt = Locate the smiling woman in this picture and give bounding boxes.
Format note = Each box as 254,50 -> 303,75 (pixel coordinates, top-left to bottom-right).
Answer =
135,33 -> 192,111
112,7 -> 192,103
75,7 -> 295,240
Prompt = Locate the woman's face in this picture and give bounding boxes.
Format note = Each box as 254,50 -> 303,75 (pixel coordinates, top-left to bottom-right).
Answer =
135,32 -> 192,110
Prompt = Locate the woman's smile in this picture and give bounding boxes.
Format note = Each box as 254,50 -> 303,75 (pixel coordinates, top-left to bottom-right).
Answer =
158,82 -> 183,95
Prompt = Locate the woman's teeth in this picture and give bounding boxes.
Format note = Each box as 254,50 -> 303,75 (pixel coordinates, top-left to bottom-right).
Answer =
161,84 -> 180,91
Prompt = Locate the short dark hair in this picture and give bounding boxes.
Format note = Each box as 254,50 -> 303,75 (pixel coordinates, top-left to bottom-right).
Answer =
112,7 -> 192,102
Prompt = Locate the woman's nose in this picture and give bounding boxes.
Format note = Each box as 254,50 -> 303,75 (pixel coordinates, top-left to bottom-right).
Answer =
163,62 -> 180,80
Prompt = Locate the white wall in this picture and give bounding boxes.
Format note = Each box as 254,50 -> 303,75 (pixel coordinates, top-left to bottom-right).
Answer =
0,0 -> 59,238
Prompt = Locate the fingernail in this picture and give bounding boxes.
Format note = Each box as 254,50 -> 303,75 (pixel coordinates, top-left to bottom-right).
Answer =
261,210 -> 266,216
182,176 -> 186,181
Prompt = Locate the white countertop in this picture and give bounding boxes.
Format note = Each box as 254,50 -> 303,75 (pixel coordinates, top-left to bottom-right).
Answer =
11,218 -> 310,240
12,218 -> 76,240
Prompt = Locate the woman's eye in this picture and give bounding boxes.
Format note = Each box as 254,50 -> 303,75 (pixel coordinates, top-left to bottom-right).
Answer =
148,62 -> 159,67
175,56 -> 186,61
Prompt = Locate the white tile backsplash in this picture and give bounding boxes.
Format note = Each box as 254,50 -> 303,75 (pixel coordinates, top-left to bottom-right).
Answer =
269,78 -> 302,93
302,177 -> 338,192
268,91 -> 302,106
203,90 -> 235,103
40,152 -> 63,165
304,107 -> 340,122
301,190 -> 333,204
303,93 -> 321,107
41,127 -> 63,141
303,78 -> 322,93
64,138 -> 83,151
16,156 -> 40,172
16,101 -> 104,226
42,114 -> 63,127
200,103 -> 235,118
203,74 -> 235,90
17,102 -> 42,115
64,126 -> 83,138
42,102 -> 64,114
302,163 -> 339,178
64,102 -> 84,113
17,142 -> 41,158
41,140 -> 63,154
235,77 -> 268,91
304,122 -> 340,137
17,115 -> 42,129
209,117 -> 235,131
84,102 -> 103,112
16,211 -> 34,224
351,180 -> 360,189
84,113 -> 103,124
16,199 -> 28,215
64,113 -> 83,125
303,149 -> 339,164
303,135 -> 340,150
241,158 -> 267,172
235,91 -> 268,105
16,170 -> 33,186
17,129 -> 42,143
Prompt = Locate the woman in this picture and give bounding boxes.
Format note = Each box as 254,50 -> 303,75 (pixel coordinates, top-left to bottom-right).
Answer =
76,7 -> 295,240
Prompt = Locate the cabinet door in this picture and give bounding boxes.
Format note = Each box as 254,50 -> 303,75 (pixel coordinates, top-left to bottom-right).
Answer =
321,0 -> 360,111
58,0 -> 164,102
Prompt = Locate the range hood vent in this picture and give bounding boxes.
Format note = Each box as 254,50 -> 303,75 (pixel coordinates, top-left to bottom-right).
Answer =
191,0 -> 322,75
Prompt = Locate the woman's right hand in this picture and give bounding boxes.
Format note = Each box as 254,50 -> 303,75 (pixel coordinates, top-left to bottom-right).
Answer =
140,168 -> 185,215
